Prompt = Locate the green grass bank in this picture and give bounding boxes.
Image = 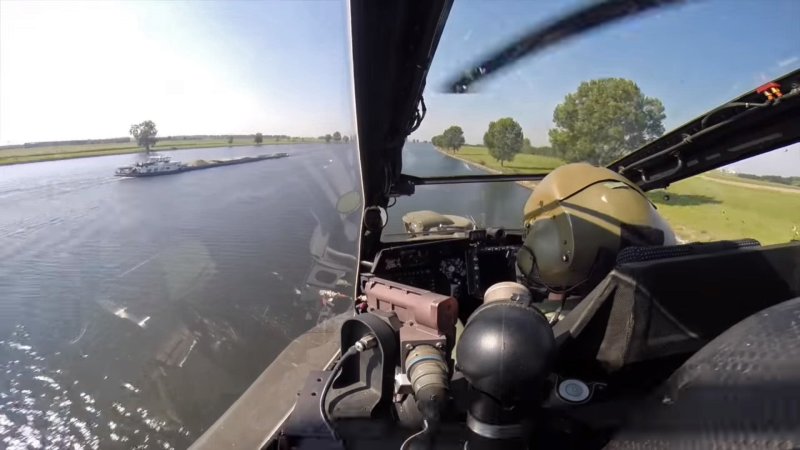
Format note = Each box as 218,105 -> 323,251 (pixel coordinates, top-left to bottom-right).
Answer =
436,145 -> 799,245
0,137 -> 321,166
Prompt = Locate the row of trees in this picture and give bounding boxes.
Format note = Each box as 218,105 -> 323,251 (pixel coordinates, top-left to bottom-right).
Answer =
430,78 -> 666,166
430,118 -> 524,166
320,131 -> 350,144
130,80 -> 663,162
431,126 -> 465,153
737,173 -> 800,187
242,133 -> 295,144
129,121 -> 298,151
232,134 -> 292,144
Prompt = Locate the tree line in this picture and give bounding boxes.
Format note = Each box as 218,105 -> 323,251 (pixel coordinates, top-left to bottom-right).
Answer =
430,78 -> 666,166
252,133 -> 295,144
736,173 -> 800,187
245,133 -> 298,144
431,126 -> 466,153
128,121 -> 309,151
319,131 -> 350,144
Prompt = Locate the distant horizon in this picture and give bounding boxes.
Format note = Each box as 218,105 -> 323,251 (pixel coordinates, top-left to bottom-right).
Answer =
4,133 -> 797,179
0,132 -> 332,148
1,0 -> 797,176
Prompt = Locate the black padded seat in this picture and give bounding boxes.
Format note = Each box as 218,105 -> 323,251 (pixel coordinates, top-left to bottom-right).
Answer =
616,238 -> 761,265
607,296 -> 800,449
554,241 -> 800,372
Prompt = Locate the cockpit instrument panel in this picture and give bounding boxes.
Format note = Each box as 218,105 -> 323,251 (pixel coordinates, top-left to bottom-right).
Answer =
369,234 -> 521,300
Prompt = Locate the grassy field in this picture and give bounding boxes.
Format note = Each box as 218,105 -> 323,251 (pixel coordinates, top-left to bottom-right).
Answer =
649,176 -> 800,245
0,137 -> 319,166
704,170 -> 800,191
452,145 -> 564,173
439,145 -> 799,245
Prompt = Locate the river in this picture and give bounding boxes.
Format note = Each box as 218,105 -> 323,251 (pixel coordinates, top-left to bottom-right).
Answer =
0,142 -> 532,449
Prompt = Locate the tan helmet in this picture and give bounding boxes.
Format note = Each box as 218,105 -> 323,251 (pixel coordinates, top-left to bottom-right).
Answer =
517,163 -> 676,293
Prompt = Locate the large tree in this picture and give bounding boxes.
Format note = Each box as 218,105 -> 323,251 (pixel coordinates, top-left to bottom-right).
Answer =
484,118 -> 523,166
333,131 -> 342,143
549,78 -> 665,165
343,135 -> 350,143
129,120 -> 158,152
431,135 -> 443,148
255,132 -> 263,144
442,125 -> 466,153
325,134 -> 332,143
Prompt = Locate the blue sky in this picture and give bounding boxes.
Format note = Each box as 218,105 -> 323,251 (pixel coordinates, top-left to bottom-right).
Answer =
411,0 -> 800,175
1,0 -> 798,174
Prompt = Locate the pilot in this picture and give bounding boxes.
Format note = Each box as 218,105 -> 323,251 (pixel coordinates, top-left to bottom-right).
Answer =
514,163 -> 676,320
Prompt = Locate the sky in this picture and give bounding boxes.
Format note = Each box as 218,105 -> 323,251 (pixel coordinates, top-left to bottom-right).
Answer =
411,0 -> 800,176
0,0 -> 355,143
1,0 -> 798,175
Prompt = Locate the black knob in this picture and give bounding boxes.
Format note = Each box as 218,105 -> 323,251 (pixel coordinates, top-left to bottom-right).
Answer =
456,300 -> 555,428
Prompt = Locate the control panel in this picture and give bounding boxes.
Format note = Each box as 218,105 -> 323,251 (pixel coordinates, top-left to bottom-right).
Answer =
369,234 -> 521,301
467,244 -> 520,298
370,239 -> 469,295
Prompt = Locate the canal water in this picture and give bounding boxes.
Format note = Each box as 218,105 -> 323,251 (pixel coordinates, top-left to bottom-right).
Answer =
0,142 -> 532,449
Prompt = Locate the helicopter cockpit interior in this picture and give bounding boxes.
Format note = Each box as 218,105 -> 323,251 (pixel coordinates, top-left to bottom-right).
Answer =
270,0 -> 800,446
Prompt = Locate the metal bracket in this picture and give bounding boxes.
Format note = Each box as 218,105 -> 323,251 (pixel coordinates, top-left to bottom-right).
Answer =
280,371 -> 343,449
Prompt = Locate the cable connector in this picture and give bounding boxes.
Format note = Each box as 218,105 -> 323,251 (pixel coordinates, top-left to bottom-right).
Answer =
355,334 -> 377,352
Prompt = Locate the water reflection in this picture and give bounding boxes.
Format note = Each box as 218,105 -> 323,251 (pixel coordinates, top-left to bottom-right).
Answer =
0,145 -> 360,449
0,143 -> 517,448
0,324 -> 192,449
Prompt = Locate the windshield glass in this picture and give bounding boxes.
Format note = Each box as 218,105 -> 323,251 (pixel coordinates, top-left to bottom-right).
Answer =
0,1 -> 358,448
406,0 -> 799,170
392,0 -> 799,243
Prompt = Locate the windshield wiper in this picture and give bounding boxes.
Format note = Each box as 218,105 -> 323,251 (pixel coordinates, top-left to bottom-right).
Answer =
392,173 -> 548,196
404,173 -> 547,184
444,0 -> 686,93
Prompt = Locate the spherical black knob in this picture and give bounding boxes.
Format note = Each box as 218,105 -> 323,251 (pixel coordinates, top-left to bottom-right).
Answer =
456,300 -> 555,406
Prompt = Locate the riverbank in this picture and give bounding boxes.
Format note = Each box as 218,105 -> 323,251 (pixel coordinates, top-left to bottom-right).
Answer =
433,144 -> 798,245
433,145 -> 559,190
0,138 -> 320,166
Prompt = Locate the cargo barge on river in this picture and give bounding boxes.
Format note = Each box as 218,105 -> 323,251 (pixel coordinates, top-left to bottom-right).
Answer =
115,152 -> 288,177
